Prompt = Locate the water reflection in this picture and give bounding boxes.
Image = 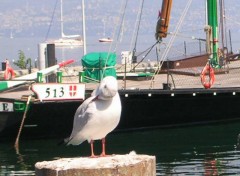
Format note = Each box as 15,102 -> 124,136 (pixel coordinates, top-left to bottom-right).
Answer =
155,150 -> 240,175
1,121 -> 240,175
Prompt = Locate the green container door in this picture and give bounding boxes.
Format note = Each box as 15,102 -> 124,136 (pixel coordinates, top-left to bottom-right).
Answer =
81,52 -> 117,82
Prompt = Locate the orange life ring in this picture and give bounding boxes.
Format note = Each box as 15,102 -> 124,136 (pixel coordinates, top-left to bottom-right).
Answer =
4,66 -> 15,80
200,64 -> 215,89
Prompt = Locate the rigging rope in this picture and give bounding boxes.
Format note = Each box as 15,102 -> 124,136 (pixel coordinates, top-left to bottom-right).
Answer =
149,0 -> 193,88
224,16 -> 240,26
130,41 -> 159,72
130,0 -> 145,52
168,30 -> 205,41
113,0 -> 129,52
45,0 -> 59,41
101,0 -> 129,80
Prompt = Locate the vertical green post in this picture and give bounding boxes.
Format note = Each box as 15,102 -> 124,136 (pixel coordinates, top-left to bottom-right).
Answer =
79,71 -> 85,83
207,0 -> 219,67
37,72 -> 43,83
57,71 -> 62,83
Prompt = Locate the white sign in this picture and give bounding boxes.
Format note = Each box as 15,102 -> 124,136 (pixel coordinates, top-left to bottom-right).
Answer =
32,83 -> 85,101
0,102 -> 13,112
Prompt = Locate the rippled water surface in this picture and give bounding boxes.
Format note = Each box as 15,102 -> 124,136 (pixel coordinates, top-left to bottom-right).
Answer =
1,121 -> 240,175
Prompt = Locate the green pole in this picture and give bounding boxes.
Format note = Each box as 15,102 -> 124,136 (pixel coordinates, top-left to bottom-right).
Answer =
57,71 -> 62,83
37,72 -> 43,83
79,71 -> 85,83
207,0 -> 220,68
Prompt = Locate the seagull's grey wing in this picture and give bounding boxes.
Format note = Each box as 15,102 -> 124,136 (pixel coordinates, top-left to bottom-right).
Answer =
66,96 -> 96,143
73,97 -> 94,132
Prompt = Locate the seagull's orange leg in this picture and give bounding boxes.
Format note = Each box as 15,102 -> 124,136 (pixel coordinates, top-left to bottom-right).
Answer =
90,140 -> 97,158
100,138 -> 108,157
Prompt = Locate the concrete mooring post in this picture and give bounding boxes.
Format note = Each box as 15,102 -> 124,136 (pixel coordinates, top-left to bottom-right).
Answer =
35,153 -> 156,176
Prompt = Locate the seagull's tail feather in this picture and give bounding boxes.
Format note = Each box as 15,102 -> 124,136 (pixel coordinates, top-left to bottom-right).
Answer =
61,134 -> 86,145
57,137 -> 72,146
64,137 -> 73,146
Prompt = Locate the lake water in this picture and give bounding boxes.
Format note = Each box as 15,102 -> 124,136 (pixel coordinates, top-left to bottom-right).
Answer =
1,29 -> 240,70
1,121 -> 240,175
0,35 -> 159,70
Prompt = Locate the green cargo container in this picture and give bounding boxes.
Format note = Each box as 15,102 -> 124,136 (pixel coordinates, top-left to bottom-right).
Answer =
81,52 -> 117,82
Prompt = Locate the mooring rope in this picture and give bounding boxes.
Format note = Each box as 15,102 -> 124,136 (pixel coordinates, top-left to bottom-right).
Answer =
14,95 -> 32,150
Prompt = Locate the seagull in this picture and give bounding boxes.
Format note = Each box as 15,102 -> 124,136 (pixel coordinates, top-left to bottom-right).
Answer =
65,76 -> 122,157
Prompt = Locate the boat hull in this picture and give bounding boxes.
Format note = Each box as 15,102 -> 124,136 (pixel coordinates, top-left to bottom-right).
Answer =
119,88 -> 240,130
99,38 -> 113,43
0,101 -> 80,140
1,87 -> 240,139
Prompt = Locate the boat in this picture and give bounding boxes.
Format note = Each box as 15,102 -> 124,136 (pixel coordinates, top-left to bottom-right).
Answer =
98,19 -> 113,43
117,0 -> 240,130
1,0 -> 240,140
0,59 -> 85,139
47,0 -> 83,48
52,37 -> 83,48
99,37 -> 113,43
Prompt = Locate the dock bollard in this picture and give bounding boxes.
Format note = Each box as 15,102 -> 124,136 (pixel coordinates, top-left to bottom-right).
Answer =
35,153 -> 156,176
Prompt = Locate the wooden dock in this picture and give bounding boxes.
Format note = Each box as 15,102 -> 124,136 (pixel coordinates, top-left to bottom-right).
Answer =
0,59 -> 240,101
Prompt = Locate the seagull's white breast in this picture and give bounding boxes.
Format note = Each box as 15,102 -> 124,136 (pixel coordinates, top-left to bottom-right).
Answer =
80,93 -> 121,141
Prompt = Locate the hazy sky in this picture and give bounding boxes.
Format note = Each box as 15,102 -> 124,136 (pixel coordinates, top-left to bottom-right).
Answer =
0,0 -> 240,62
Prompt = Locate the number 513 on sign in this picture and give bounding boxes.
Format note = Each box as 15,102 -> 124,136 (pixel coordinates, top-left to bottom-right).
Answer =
32,83 -> 85,101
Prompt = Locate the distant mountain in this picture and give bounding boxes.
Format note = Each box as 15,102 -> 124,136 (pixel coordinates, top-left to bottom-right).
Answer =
0,0 -> 170,39
0,0 -> 239,40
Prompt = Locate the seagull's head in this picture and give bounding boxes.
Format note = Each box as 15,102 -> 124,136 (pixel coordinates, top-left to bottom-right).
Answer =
94,76 -> 118,100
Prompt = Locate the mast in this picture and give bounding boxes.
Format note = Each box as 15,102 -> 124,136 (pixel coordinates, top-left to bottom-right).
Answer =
60,0 -> 64,38
60,0 -> 80,39
155,0 -> 173,41
82,0 -> 87,55
102,19 -> 106,37
206,0 -> 220,67
219,0 -> 224,49
219,0 -> 228,51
